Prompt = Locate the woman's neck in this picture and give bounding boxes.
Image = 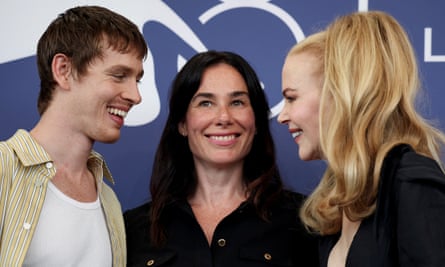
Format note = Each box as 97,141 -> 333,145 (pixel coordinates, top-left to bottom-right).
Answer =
327,212 -> 362,267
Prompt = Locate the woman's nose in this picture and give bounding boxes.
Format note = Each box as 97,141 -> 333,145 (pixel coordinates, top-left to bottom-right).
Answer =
216,106 -> 232,126
277,105 -> 288,124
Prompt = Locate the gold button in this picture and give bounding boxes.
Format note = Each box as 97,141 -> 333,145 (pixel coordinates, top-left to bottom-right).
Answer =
264,253 -> 272,261
217,238 -> 226,247
146,259 -> 155,266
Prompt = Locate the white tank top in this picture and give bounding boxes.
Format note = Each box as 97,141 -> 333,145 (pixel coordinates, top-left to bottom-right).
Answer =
23,182 -> 112,267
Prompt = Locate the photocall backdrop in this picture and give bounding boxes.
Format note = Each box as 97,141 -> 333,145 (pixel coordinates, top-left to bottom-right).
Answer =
1,0 -> 444,211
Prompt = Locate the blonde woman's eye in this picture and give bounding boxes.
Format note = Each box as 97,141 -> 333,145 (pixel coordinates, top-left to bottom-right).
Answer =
285,96 -> 296,103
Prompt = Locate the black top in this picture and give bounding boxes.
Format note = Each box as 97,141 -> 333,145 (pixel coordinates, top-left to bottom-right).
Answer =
319,144 -> 445,267
124,190 -> 319,267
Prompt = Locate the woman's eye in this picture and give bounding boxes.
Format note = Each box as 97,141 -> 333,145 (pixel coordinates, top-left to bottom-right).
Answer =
198,100 -> 212,107
232,99 -> 244,106
284,95 -> 296,103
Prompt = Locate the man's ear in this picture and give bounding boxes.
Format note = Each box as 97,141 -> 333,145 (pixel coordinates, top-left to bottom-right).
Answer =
51,53 -> 72,90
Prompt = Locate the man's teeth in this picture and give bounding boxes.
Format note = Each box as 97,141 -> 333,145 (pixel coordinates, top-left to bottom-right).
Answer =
292,131 -> 302,139
210,135 -> 236,141
107,107 -> 128,118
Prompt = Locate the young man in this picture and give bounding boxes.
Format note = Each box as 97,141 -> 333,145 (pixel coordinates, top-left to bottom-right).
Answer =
0,6 -> 147,266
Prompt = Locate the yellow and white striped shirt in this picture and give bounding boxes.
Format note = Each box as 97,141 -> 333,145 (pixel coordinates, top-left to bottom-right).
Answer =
0,129 -> 126,266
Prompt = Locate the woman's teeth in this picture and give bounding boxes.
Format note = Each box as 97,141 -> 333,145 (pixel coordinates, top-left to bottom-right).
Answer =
292,131 -> 302,139
210,135 -> 236,141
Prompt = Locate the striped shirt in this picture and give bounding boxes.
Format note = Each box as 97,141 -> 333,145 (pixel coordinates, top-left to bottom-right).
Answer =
0,129 -> 126,266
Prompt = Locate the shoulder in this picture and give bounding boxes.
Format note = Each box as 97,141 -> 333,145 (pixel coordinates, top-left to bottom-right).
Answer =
124,201 -> 151,217
378,144 -> 445,212
0,130 -> 41,177
386,144 -> 445,184
0,139 -> 14,161
123,201 -> 153,256
265,190 -> 308,226
0,129 -> 51,166
0,130 -> 23,155
274,189 -> 306,210
124,202 -> 152,230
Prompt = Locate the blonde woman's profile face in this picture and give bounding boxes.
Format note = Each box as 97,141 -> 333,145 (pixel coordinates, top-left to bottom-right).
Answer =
278,52 -> 323,161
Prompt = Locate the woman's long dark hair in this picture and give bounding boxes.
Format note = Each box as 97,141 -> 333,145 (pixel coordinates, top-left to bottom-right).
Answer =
149,50 -> 283,246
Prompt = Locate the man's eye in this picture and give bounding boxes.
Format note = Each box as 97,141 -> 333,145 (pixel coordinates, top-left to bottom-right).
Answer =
112,74 -> 126,81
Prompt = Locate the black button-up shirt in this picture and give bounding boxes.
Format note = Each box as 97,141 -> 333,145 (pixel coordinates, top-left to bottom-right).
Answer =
319,145 -> 445,266
124,190 -> 319,267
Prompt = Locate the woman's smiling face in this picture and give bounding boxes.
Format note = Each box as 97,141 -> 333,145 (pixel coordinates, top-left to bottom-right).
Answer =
179,63 -> 256,168
278,52 -> 324,161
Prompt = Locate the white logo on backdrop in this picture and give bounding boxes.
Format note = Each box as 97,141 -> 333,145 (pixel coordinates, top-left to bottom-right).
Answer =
0,0 -> 371,126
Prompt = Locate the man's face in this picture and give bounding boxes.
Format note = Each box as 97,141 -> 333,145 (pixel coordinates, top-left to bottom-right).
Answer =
68,46 -> 144,143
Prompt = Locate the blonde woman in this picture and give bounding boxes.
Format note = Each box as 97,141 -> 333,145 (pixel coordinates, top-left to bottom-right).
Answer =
278,11 -> 445,267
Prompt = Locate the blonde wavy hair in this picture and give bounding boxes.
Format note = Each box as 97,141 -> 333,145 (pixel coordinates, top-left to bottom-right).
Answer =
287,11 -> 445,235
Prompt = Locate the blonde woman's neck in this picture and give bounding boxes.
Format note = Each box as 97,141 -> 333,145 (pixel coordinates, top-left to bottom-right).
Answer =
327,212 -> 362,267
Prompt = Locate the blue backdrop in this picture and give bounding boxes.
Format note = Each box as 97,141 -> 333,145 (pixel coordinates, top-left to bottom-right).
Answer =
1,0 -> 444,211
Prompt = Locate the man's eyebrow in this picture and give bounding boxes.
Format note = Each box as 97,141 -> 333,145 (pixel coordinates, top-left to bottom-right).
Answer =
107,65 -> 144,78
